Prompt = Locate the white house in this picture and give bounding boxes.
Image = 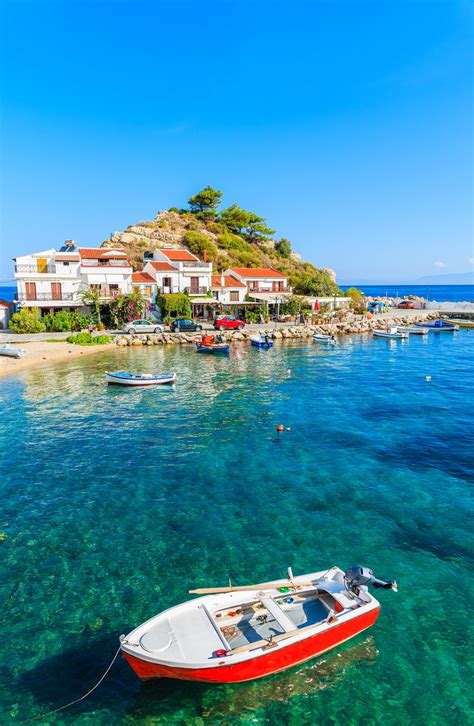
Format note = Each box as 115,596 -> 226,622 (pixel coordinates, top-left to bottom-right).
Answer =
13,241 -> 132,314
211,274 -> 247,304
224,267 -> 289,296
14,243 -> 82,309
131,271 -> 158,303
0,299 -> 13,330
146,248 -> 213,295
78,247 -> 132,299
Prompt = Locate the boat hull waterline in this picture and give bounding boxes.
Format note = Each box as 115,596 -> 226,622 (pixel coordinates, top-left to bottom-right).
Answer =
105,371 -> 176,386
120,566 -> 389,684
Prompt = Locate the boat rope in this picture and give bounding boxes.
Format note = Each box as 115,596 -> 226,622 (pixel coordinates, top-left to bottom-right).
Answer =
23,645 -> 121,723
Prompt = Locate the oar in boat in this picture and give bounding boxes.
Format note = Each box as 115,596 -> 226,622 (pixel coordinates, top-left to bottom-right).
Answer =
189,581 -> 314,595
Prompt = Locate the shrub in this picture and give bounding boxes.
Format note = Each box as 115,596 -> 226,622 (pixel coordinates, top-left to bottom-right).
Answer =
42,310 -> 89,332
9,308 -> 46,333
156,293 -> 191,320
183,231 -> 218,261
69,311 -> 89,331
66,333 -> 112,345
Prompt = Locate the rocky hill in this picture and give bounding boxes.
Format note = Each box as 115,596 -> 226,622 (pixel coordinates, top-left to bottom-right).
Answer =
100,188 -> 340,295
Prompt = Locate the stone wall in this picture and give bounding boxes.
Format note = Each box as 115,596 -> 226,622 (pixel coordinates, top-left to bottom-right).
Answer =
114,311 -> 439,347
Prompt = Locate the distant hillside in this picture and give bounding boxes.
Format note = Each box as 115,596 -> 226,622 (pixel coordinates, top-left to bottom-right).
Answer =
100,186 -> 341,296
414,271 -> 474,285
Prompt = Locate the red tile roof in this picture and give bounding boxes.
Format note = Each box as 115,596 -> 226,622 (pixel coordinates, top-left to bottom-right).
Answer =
0,299 -> 12,308
211,275 -> 246,289
78,248 -> 130,261
159,248 -> 198,261
132,272 -> 155,283
55,254 -> 80,261
147,261 -> 177,272
229,267 -> 287,279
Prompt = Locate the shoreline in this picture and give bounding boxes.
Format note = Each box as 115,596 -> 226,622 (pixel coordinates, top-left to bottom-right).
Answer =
0,311 -> 440,380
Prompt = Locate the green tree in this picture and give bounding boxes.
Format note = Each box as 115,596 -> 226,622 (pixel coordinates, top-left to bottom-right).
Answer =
9,308 -> 46,333
219,204 -> 251,234
344,287 -> 364,307
188,186 -> 223,218
293,270 -> 342,297
280,294 -> 309,316
110,289 -> 148,326
245,212 -> 275,243
78,287 -> 102,325
275,238 -> 292,258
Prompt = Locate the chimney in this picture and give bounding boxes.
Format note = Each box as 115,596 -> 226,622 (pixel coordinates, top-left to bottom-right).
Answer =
221,273 -> 225,287
203,250 -> 207,262
65,239 -> 76,249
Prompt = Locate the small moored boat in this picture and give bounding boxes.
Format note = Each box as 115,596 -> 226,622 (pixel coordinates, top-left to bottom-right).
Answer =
105,371 -> 176,386
373,327 -> 408,339
312,333 -> 336,344
414,320 -> 459,332
195,334 -> 230,355
397,326 -> 429,336
120,565 -> 396,684
250,334 -> 273,348
0,344 -> 25,359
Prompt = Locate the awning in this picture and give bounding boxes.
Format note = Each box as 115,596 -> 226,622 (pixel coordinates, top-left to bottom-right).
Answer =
248,292 -> 292,303
190,298 -> 220,304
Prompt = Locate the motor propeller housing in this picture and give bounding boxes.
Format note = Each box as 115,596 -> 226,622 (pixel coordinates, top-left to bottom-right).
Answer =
344,565 -> 398,594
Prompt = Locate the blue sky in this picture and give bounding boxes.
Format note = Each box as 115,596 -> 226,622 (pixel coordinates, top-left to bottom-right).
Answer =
0,0 -> 472,282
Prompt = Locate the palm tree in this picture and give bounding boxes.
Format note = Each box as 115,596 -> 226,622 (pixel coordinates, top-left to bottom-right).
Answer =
78,285 -> 101,325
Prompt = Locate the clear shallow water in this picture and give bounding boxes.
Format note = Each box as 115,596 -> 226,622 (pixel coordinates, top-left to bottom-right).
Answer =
1,333 -> 473,724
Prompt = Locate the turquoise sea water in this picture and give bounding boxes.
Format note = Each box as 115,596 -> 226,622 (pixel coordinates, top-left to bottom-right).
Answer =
1,333 -> 473,724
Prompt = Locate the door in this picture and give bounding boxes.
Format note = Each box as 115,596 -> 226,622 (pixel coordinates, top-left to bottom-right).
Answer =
25,282 -> 36,301
36,258 -> 48,273
51,282 -> 62,300
190,277 -> 199,294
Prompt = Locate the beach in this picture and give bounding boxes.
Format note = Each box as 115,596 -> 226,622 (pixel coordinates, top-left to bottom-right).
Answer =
0,340 -> 114,378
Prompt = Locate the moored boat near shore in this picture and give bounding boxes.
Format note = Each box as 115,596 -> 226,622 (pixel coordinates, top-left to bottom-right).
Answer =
120,565 -> 396,684
373,327 -> 408,340
0,344 -> 25,359
312,333 -> 337,344
414,320 -> 459,332
397,326 -> 429,336
195,334 -> 230,354
250,334 -> 273,348
105,371 -> 176,386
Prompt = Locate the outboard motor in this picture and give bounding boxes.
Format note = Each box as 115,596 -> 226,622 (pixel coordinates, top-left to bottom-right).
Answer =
344,565 -> 398,596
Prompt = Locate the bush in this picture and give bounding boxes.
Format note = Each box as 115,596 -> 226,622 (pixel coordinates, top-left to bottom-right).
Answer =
183,231 -> 218,262
66,333 -> 112,345
156,293 -> 191,320
9,308 -> 46,333
43,310 -> 89,332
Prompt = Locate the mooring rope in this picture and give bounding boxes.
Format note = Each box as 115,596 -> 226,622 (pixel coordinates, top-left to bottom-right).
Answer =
23,645 -> 121,723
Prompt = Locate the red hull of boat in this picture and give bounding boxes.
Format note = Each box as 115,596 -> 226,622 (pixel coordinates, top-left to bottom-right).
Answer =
122,606 -> 380,683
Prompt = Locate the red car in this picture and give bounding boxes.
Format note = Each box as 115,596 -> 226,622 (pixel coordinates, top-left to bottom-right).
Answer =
398,300 -> 416,309
213,315 -> 245,331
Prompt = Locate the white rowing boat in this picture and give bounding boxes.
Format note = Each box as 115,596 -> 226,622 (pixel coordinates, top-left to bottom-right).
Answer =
105,371 -> 176,386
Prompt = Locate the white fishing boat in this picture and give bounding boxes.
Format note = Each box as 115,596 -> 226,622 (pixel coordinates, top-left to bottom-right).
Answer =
373,327 -> 408,340
250,334 -> 273,348
105,371 -> 176,386
312,333 -> 336,344
120,565 -> 396,684
397,326 -> 429,336
0,344 -> 25,359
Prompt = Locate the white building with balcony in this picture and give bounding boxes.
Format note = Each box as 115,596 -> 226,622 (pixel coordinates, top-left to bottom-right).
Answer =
224,267 -> 290,304
78,247 -> 132,300
14,245 -> 82,309
13,242 -> 132,313
211,274 -> 247,304
144,248 -> 212,295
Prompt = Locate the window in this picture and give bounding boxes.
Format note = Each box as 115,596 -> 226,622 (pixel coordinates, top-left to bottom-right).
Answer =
230,291 -> 239,302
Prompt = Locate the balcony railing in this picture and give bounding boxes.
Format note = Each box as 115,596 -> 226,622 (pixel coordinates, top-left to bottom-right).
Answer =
16,292 -> 76,302
189,287 -> 209,295
248,287 -> 289,293
181,261 -> 212,269
15,264 -> 57,274
157,286 -> 180,294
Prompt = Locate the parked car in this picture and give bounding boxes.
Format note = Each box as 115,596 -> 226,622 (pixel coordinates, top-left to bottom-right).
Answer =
213,315 -> 246,331
170,318 -> 203,332
397,300 -> 416,309
124,319 -> 164,334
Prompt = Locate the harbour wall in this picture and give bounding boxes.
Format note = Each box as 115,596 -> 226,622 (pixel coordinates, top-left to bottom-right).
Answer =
114,311 -> 439,347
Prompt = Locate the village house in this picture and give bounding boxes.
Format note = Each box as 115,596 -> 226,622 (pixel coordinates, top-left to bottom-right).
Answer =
13,241 -> 132,314
211,274 -> 247,305
144,248 -> 212,296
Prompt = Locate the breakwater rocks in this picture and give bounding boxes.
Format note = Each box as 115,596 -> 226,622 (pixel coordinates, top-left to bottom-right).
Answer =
114,312 -> 439,347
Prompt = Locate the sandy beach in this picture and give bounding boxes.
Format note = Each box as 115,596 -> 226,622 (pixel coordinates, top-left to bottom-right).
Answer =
0,340 -> 114,379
